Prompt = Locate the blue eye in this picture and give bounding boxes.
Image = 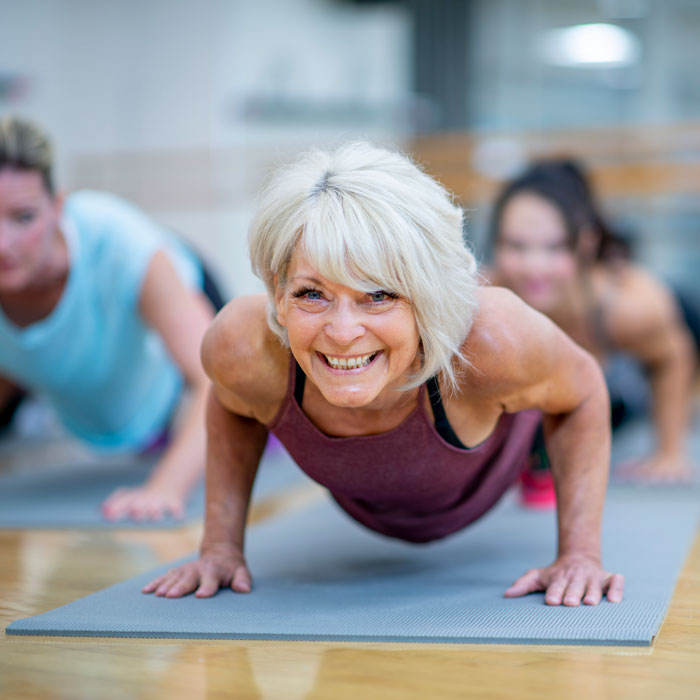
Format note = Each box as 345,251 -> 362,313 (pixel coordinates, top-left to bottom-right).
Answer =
368,290 -> 398,303
292,286 -> 323,300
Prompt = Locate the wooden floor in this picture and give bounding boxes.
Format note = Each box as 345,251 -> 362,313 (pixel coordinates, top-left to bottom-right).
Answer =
1,481 -> 699,700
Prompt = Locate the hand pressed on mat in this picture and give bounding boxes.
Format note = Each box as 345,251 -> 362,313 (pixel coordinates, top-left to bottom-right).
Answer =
101,485 -> 186,522
141,550 -> 252,598
504,553 -> 624,606
616,451 -> 695,484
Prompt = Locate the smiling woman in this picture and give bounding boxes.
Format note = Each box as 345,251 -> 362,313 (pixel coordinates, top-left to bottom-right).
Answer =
144,142 -> 624,607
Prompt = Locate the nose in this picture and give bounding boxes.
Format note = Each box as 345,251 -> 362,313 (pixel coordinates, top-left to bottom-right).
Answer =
323,299 -> 366,347
521,246 -> 552,276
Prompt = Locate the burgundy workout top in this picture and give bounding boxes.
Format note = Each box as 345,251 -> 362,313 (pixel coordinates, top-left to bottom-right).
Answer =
267,357 -> 541,543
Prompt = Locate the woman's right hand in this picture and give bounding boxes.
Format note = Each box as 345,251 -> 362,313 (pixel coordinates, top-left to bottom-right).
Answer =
141,550 -> 252,598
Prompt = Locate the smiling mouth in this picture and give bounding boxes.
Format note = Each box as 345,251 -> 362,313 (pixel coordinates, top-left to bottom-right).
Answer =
318,351 -> 380,370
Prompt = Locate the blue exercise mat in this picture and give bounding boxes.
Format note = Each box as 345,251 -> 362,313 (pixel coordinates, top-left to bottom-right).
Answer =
0,444 -> 306,529
7,489 -> 698,644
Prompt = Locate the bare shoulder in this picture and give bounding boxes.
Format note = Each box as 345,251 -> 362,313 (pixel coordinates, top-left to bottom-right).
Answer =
601,263 -> 680,344
464,286 -> 546,361
457,286 -> 600,414
201,294 -> 289,411
459,286 -> 574,393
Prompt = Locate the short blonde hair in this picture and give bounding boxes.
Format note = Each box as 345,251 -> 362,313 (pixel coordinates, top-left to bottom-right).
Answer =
248,141 -> 479,393
0,116 -> 54,193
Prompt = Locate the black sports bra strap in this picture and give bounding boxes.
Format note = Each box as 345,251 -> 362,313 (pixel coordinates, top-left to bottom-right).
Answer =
294,360 -> 307,406
427,375 -> 467,450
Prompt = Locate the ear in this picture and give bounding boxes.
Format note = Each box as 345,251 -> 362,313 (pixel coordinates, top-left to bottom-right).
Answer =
273,275 -> 287,328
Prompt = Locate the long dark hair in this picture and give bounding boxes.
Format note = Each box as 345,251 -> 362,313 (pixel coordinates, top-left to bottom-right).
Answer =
489,158 -> 629,262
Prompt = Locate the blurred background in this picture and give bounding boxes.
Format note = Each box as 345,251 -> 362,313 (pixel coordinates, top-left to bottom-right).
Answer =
1,0 -> 698,298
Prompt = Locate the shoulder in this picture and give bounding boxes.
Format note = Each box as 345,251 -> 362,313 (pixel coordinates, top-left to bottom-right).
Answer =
65,190 -> 163,250
465,286 -> 550,359
457,287 -> 601,414
459,286 -> 578,393
201,294 -> 289,413
601,263 -> 680,345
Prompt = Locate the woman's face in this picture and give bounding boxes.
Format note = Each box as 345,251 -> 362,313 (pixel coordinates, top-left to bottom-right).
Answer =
0,168 -> 61,293
494,192 -> 577,313
276,247 -> 421,409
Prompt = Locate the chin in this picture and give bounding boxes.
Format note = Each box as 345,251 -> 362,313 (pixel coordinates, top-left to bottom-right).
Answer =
318,385 -> 379,408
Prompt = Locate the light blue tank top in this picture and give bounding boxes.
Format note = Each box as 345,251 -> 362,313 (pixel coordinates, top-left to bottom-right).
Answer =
0,191 -> 202,451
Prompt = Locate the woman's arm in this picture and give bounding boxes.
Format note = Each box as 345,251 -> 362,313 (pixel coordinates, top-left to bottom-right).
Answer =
607,270 -> 695,480
142,295 -> 284,596
102,250 -> 215,521
142,386 -> 268,597
475,289 -> 624,605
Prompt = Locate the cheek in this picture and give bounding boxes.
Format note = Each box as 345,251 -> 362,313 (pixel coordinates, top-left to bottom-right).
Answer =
18,218 -> 52,258
495,249 -> 525,278
384,315 -> 420,358
548,254 -> 577,280
284,309 -> 323,347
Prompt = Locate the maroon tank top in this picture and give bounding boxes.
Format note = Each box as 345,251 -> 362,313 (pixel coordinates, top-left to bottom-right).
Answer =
266,357 -> 541,543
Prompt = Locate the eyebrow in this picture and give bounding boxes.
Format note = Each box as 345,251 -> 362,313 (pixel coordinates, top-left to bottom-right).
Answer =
289,276 -> 325,286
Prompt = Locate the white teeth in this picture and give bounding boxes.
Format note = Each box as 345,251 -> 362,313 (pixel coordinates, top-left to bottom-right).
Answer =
323,352 -> 376,370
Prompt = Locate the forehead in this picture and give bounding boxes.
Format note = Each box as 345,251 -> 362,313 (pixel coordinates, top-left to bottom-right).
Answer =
500,192 -> 567,240
285,246 -> 375,297
0,168 -> 47,204
286,247 -> 336,287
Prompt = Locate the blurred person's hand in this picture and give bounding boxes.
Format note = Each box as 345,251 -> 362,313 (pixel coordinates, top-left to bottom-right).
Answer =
616,451 -> 695,484
101,484 -> 186,521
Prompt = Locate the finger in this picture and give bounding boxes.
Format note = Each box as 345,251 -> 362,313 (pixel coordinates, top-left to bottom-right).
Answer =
129,502 -> 151,522
168,500 -> 185,520
544,577 -> 568,606
101,493 -> 132,521
562,576 -> 587,607
162,498 -> 184,520
504,569 -> 543,598
604,573 -> 625,603
142,500 -> 166,522
195,568 -> 224,598
153,565 -> 191,594
129,497 -> 163,522
142,574 -> 168,593
155,570 -> 185,596
583,578 -> 603,606
232,566 -> 252,594
165,568 -> 201,598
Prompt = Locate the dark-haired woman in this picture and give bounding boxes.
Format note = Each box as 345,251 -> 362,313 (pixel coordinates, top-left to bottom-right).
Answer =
489,159 -> 696,483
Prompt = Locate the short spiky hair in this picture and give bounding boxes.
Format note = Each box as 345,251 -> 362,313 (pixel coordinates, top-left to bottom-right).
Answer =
248,141 -> 479,393
0,116 -> 54,194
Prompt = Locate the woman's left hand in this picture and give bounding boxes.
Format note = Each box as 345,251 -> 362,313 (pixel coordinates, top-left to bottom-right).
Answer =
504,554 -> 624,606
101,485 -> 186,521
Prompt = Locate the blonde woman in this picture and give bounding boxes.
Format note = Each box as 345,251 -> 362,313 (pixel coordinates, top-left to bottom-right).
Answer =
144,142 -> 623,606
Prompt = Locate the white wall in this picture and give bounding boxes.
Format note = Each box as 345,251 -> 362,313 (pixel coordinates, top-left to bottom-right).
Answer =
0,0 -> 412,295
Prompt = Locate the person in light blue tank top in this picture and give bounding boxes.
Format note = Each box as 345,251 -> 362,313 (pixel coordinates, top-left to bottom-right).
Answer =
0,116 -> 223,521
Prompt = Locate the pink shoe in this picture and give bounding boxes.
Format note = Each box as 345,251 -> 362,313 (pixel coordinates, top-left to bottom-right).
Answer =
519,466 -> 556,510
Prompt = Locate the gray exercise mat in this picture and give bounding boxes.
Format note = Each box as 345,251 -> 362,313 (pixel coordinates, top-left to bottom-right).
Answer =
0,444 -> 306,529
7,490 -> 698,644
